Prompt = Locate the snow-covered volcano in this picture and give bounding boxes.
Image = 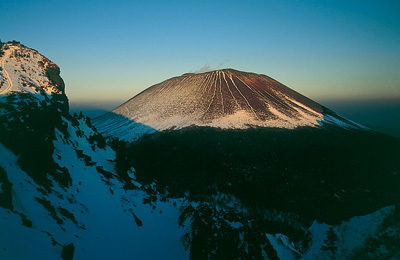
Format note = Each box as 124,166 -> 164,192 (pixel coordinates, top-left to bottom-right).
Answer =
1,41 -> 399,260
94,69 -> 366,141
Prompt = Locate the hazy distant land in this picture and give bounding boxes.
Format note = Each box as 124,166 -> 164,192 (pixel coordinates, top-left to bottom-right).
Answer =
70,98 -> 400,139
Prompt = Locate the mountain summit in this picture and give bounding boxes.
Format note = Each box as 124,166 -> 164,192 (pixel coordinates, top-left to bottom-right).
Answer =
2,41 -> 400,259
0,41 -> 189,259
94,69 -> 365,140
0,41 -> 65,96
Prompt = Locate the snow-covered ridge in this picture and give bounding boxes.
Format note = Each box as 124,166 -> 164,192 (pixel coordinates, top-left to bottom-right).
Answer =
0,41 -> 189,259
0,42 -> 397,259
0,123 -> 189,259
94,69 -> 368,141
0,41 -> 63,97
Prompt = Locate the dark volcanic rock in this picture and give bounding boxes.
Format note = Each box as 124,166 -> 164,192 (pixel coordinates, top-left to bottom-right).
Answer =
61,242 -> 75,260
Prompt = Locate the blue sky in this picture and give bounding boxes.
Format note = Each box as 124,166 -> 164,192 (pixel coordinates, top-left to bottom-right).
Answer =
2,0 -> 400,109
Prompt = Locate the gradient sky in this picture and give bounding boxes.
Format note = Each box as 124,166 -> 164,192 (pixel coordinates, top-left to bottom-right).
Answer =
2,0 -> 400,109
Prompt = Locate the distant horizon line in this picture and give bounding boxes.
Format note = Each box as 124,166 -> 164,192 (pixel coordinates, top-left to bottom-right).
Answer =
69,96 -> 400,106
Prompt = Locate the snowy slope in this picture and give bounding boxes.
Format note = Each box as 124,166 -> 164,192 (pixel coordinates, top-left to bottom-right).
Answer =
93,69 -> 368,141
3,128 -> 396,260
0,130 -> 189,259
0,41 -> 189,259
261,206 -> 397,260
0,42 -> 63,96
1,41 -> 398,260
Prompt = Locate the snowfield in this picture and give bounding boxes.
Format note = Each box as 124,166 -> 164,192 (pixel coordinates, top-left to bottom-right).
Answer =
1,41 -> 398,259
0,124 -> 190,259
0,43 -> 61,96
